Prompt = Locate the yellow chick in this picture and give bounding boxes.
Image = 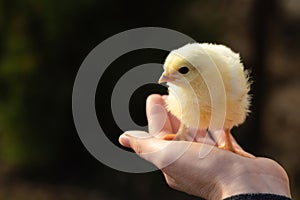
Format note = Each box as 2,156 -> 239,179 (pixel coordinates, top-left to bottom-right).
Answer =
158,43 -> 251,156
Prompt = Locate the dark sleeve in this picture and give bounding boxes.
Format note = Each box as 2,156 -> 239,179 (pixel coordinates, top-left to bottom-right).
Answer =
223,194 -> 292,200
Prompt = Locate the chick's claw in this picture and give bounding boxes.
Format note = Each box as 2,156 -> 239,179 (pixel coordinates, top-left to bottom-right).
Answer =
218,144 -> 236,153
218,144 -> 254,158
162,134 -> 177,140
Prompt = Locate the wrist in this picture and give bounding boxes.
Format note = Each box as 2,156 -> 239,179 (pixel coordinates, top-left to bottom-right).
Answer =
217,158 -> 291,199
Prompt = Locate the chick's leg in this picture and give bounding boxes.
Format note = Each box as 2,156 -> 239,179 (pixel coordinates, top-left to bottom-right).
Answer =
219,129 -> 253,158
174,123 -> 189,140
163,123 -> 188,141
218,129 -> 237,152
221,129 -> 235,152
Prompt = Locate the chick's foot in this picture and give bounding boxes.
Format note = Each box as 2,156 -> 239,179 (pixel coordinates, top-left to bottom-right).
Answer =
162,134 -> 177,140
218,129 -> 253,158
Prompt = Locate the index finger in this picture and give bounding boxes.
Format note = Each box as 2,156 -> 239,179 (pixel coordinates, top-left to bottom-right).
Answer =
146,94 -> 174,135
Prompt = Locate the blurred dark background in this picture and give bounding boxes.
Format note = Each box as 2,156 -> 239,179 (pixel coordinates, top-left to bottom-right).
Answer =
0,0 -> 300,199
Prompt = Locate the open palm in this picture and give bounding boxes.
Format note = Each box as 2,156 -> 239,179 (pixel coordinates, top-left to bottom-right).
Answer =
119,94 -> 291,199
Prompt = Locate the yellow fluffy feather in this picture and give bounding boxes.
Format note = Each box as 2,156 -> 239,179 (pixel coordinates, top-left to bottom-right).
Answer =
158,43 -> 251,156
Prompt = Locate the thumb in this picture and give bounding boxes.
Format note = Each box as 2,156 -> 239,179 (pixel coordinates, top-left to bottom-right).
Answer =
119,131 -> 167,154
119,131 -> 192,169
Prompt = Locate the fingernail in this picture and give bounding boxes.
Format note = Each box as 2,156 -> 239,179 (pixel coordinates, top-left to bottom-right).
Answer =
119,134 -> 130,147
124,131 -> 151,139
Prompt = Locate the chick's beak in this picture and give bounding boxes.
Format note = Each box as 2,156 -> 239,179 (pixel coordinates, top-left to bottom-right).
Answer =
158,73 -> 169,84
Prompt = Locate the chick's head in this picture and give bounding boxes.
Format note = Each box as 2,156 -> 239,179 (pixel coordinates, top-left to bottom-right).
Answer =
159,53 -> 200,86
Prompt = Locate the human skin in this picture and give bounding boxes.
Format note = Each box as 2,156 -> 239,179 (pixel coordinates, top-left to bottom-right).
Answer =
119,94 -> 291,199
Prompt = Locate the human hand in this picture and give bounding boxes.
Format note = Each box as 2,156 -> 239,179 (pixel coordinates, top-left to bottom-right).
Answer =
119,94 -> 291,199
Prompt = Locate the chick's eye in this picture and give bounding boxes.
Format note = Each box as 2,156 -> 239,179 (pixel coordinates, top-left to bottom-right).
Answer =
178,66 -> 189,74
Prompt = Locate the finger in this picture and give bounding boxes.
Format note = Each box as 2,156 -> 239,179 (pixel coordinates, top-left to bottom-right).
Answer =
119,131 -> 171,167
146,94 -> 173,136
162,95 -> 181,132
119,131 -> 196,169
119,131 -> 165,151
